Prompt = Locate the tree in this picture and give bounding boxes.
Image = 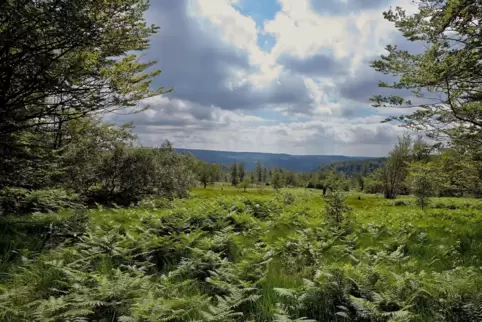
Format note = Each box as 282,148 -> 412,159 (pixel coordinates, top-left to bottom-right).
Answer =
199,163 -> 215,188
250,171 -> 255,185
435,145 -> 482,197
212,163 -> 222,182
284,171 -> 298,187
240,177 -> 251,192
412,136 -> 431,162
231,162 -> 238,186
408,162 -> 438,209
59,117 -> 137,193
0,0 -> 170,189
256,161 -> 263,183
324,190 -> 351,227
271,170 -> 282,191
263,168 -> 268,183
238,162 -> 245,182
0,0 -> 168,138
370,0 -> 482,147
381,135 -> 412,199
355,173 -> 365,191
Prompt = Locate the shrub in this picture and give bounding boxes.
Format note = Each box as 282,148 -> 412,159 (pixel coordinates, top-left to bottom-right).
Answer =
0,188 -> 82,215
0,187 -> 29,216
136,197 -> 172,210
86,144 -> 196,206
22,189 -> 82,213
392,200 -> 410,206
324,190 -> 351,227
275,191 -> 296,205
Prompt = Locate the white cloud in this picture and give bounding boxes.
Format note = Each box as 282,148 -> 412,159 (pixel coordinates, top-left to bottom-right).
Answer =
111,0 -> 426,156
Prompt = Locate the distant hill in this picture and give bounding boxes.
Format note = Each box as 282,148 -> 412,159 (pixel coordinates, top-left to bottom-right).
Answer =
318,158 -> 386,176
176,148 -> 376,172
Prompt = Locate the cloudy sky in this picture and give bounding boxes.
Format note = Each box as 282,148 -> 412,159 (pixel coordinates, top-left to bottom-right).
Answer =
109,0 -> 422,157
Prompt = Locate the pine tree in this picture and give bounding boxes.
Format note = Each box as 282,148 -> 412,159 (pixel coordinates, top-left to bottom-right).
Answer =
231,162 -> 238,186
263,168 -> 268,183
256,161 -> 263,183
238,162 -> 245,182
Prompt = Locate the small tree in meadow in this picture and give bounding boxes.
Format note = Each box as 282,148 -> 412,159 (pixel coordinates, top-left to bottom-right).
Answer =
238,162 -> 246,182
324,190 -> 351,227
240,177 -> 251,192
231,162 -> 238,186
272,171 -> 282,191
408,162 -> 439,209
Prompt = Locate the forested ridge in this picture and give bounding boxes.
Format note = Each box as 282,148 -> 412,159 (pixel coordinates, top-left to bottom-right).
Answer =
1,0 -> 482,321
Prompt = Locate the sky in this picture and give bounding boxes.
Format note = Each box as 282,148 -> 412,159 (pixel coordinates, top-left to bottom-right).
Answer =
107,0 -> 423,157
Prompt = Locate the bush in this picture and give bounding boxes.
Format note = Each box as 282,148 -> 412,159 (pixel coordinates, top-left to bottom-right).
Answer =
392,200 -> 410,206
324,190 -> 351,228
83,144 -> 196,206
0,188 -> 82,215
136,197 -> 172,210
275,191 -> 296,205
22,189 -> 82,213
0,187 -> 29,216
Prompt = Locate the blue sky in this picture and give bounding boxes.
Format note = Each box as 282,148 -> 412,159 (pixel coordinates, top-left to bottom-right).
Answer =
108,0 -> 421,157
235,0 -> 280,51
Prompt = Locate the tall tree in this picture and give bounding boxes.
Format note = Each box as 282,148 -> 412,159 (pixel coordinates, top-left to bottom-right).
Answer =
0,0 -> 169,188
256,161 -> 263,183
231,161 -> 238,186
199,163 -> 215,188
263,167 -> 268,183
381,135 -> 412,199
408,161 -> 440,209
271,170 -> 282,191
370,0 -> 482,147
0,0 -> 169,137
238,162 -> 245,182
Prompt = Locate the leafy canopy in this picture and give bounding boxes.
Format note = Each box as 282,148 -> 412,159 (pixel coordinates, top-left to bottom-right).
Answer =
371,0 -> 482,146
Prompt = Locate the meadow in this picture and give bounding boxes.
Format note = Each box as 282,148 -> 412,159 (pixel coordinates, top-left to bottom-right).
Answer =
1,186 -> 482,321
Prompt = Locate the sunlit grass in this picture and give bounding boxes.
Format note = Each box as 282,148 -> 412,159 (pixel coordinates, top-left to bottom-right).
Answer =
1,188 -> 482,321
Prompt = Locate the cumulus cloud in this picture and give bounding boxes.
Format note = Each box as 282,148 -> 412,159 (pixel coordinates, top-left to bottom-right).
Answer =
310,0 -> 392,15
145,0 -> 314,112
109,0 -> 426,156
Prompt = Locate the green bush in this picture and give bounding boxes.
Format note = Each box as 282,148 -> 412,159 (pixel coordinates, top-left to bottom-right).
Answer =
22,189 -> 82,213
0,187 -> 29,216
0,188 -> 82,215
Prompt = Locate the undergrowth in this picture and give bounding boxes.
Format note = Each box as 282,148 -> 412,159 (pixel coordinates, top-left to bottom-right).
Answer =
1,189 -> 482,321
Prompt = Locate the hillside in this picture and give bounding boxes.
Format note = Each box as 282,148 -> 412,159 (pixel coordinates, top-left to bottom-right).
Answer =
176,148 -> 375,172
318,157 -> 386,176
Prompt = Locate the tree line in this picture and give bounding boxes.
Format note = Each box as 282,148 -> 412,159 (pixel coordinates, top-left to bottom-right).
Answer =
1,0 -> 481,215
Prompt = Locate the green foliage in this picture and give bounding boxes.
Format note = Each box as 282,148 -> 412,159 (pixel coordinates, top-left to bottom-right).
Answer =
240,177 -> 252,192
198,162 -> 221,188
324,191 -> 352,227
0,187 -> 30,216
22,189 -> 81,214
370,0 -> 482,147
272,170 -> 283,191
381,135 -> 413,199
0,0 -> 168,137
231,162 -> 239,187
0,188 -> 81,216
408,162 -> 439,209
238,162 -> 246,183
318,158 -> 386,177
0,0 -> 170,191
2,190 -> 482,321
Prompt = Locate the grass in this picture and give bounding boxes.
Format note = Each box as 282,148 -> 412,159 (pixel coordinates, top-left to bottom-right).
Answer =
1,186 -> 482,321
